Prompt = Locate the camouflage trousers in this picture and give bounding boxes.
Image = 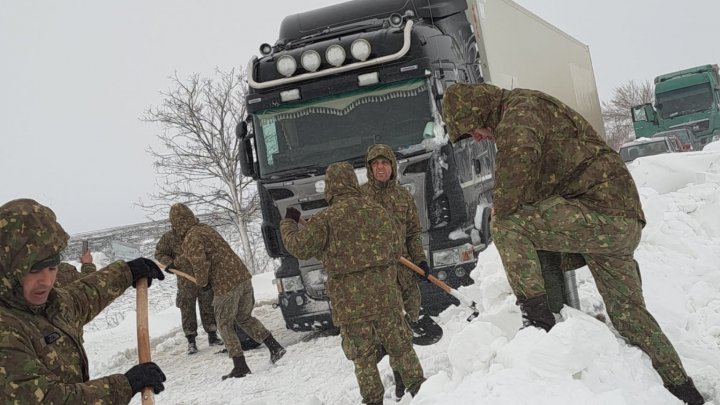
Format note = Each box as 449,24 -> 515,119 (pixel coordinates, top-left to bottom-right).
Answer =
492,195 -> 688,386
213,279 -> 270,358
341,310 -> 425,404
397,264 -> 422,322
177,282 -> 217,338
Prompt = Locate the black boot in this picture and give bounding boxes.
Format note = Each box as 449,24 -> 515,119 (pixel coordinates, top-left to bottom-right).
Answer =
222,355 -> 251,380
208,331 -> 224,346
186,335 -> 198,355
393,369 -> 405,400
517,295 -> 556,332
263,334 -> 286,364
666,378 -> 705,405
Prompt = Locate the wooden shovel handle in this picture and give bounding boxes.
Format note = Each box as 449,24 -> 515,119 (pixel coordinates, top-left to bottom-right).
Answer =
150,260 -> 198,284
166,268 -> 197,284
398,257 -> 452,294
136,277 -> 153,404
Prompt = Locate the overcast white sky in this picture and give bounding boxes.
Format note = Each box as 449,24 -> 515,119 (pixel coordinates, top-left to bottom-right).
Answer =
2,0 -> 719,234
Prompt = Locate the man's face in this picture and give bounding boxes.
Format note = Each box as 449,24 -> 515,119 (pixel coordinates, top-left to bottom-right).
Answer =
370,158 -> 393,183
21,266 -> 57,305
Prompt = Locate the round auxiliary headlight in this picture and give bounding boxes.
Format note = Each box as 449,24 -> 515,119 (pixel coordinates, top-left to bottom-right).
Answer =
276,55 -> 297,77
350,39 -> 371,61
389,13 -> 403,27
325,45 -> 346,67
301,50 -> 321,72
259,43 -> 273,55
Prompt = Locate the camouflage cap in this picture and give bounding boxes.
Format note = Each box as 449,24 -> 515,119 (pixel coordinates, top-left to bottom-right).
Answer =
441,83 -> 506,143
170,203 -> 199,238
324,162 -> 361,205
0,199 -> 69,282
365,144 -> 397,182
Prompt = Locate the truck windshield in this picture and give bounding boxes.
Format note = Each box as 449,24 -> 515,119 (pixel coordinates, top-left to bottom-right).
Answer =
253,79 -> 434,178
656,82 -> 713,119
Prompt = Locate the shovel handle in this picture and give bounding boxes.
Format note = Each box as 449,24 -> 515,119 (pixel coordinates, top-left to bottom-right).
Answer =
399,257 -> 452,294
136,277 -> 153,405
165,268 -> 197,284
151,260 -> 198,284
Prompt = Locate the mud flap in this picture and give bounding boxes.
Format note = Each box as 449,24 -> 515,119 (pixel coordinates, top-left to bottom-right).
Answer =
410,314 -> 443,346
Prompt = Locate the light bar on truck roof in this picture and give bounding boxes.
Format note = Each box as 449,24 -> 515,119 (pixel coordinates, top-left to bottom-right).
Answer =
247,20 -> 414,90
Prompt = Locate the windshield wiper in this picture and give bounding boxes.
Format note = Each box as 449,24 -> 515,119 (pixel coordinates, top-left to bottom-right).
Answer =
266,165 -> 324,180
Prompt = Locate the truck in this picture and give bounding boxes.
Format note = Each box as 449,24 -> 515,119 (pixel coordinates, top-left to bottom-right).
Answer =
236,0 -> 604,332
631,64 -> 720,149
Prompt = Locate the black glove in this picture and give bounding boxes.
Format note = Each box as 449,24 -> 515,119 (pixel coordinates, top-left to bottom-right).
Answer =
417,261 -> 431,282
127,258 -> 165,288
285,207 -> 301,222
125,362 -> 166,395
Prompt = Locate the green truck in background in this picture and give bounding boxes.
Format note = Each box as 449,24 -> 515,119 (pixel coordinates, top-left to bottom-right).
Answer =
631,64 -> 720,149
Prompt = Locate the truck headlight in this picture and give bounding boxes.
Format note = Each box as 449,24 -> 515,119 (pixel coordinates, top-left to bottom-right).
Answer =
278,275 -> 304,292
301,50 -> 321,72
276,55 -> 297,77
432,244 -> 475,268
325,45 -> 346,67
350,39 -> 371,61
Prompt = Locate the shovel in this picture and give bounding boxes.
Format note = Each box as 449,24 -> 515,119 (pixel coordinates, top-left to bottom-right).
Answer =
151,260 -> 198,284
136,277 -> 153,405
399,257 -> 480,322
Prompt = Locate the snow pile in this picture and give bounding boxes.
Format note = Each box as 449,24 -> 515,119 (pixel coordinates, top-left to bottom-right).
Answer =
82,146 -> 720,404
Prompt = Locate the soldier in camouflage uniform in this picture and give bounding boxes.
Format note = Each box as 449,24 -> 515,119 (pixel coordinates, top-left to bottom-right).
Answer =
169,203 -> 285,380
441,82 -> 705,405
361,144 -> 431,398
0,198 -> 167,403
280,162 -> 425,405
155,228 -> 222,354
55,247 -> 97,288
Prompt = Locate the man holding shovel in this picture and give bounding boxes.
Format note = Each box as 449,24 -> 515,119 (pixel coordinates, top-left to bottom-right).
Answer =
155,228 -> 223,354
280,162 -> 425,405
0,198 -> 166,403
169,203 -> 285,380
361,143 -> 436,398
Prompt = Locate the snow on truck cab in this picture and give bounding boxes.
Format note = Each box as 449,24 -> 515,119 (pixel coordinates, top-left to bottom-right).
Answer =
236,0 -> 604,332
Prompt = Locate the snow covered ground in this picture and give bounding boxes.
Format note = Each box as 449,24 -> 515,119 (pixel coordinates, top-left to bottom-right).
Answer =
81,144 -> 720,404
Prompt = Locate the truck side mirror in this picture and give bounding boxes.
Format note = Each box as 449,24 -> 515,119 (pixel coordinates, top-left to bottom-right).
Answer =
236,121 -> 248,140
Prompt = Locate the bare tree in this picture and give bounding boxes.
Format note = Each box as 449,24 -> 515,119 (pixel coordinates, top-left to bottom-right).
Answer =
601,80 -> 654,150
141,68 -> 262,272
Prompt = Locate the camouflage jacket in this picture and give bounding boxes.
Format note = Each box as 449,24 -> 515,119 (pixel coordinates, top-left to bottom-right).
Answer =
55,262 -> 97,288
0,198 -> 133,404
154,229 -> 196,290
361,144 -> 426,264
442,83 -> 646,222
280,162 -> 403,326
169,203 -> 251,295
